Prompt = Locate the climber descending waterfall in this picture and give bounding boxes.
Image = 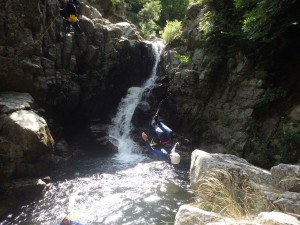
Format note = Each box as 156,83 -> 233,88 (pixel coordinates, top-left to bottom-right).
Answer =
108,41 -> 165,162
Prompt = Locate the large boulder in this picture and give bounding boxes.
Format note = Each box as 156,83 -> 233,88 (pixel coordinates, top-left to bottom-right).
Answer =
190,150 -> 272,190
0,92 -> 54,182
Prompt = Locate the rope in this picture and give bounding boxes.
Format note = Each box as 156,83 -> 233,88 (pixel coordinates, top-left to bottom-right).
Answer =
154,74 -> 175,116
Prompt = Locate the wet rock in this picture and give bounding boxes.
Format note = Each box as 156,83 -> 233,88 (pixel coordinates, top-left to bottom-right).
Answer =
88,123 -> 118,154
10,178 -> 49,201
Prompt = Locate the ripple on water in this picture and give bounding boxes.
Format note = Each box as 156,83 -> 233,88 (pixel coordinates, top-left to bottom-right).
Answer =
1,156 -> 193,225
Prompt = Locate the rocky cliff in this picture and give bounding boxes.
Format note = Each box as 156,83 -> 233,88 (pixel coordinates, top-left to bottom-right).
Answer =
0,0 -> 154,200
154,2 -> 300,168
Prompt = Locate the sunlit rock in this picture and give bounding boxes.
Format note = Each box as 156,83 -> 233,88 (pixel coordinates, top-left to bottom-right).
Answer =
174,205 -> 234,225
0,92 -> 54,181
255,211 -> 300,225
190,150 -> 272,190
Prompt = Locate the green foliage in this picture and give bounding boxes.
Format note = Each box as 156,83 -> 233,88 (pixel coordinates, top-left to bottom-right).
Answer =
174,53 -> 189,63
198,11 -> 215,35
139,20 -> 160,38
137,0 -> 162,38
160,20 -> 183,43
112,0 -> 122,4
196,0 -> 299,46
234,0 -> 298,41
123,0 -> 190,39
137,0 -> 161,22
125,0 -> 146,23
159,0 -> 189,27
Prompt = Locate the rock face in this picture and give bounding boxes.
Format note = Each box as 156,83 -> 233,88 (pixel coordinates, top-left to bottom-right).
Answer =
271,164 -> 300,192
175,150 -> 300,225
190,150 -> 272,190
0,1 -> 156,209
157,2 -> 300,167
0,0 -> 154,122
0,92 -> 54,183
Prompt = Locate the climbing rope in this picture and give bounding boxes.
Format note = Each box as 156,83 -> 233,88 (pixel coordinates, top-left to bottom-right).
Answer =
154,73 -> 175,116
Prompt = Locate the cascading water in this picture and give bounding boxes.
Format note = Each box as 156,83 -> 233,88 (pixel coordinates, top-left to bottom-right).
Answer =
108,41 -> 164,163
0,41 -> 192,225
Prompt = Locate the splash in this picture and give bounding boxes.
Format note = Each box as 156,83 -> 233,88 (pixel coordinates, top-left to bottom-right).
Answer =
108,41 -> 165,163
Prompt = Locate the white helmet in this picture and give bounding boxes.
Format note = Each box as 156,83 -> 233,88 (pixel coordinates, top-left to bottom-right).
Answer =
170,152 -> 181,164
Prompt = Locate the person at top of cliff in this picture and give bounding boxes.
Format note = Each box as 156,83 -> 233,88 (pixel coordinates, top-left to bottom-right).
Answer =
56,213 -> 86,225
141,132 -> 181,164
59,0 -> 82,33
150,114 -> 173,148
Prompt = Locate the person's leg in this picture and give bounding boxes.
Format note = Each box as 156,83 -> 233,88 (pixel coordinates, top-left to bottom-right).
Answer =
154,122 -> 172,138
72,22 -> 82,33
66,21 -> 71,32
158,122 -> 172,137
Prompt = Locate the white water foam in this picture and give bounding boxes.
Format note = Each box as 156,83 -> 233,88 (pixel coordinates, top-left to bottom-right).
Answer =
108,41 -> 165,163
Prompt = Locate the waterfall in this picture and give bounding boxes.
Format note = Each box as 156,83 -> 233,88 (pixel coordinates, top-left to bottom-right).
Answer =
108,41 -> 165,163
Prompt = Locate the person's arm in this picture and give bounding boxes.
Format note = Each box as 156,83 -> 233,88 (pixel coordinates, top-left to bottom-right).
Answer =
171,142 -> 180,153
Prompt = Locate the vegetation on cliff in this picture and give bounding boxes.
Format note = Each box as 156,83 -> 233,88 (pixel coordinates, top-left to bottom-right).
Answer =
85,0 -> 299,168
192,0 -> 300,167
121,0 -> 299,167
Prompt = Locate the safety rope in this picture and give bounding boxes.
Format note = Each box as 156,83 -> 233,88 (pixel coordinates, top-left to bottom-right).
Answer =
154,74 -> 175,116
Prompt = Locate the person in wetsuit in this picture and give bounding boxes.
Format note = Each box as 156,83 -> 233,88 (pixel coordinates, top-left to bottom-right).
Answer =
59,0 -> 82,33
141,132 -> 181,164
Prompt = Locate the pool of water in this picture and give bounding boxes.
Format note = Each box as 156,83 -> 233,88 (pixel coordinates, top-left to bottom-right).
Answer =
1,151 -> 193,225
